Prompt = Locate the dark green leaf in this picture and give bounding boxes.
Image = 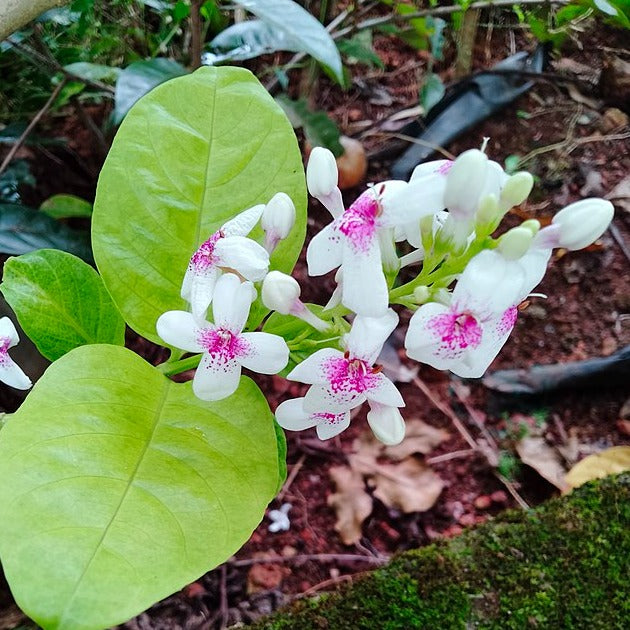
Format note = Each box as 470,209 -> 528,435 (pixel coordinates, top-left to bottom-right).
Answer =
40,194 -> 93,220
336,35 -> 384,69
420,73 -> 445,115
64,62 -> 121,84
275,95 -> 344,157
0,204 -> 92,261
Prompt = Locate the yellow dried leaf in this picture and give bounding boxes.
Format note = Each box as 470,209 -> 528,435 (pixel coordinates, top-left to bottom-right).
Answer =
565,446 -> 630,489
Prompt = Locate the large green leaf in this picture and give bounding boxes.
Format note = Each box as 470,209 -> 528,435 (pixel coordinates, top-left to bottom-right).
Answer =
0,344 -> 280,630
0,250 -> 125,361
0,204 -> 92,261
93,66 -> 306,344
237,0 -> 343,83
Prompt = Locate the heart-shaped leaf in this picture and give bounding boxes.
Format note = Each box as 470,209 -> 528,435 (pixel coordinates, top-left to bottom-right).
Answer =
93,66 -> 306,344
0,344 -> 280,629
0,249 -> 125,361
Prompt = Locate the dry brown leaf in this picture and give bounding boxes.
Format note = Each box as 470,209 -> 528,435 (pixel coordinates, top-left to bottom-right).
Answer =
327,465 -> 373,545
565,446 -> 630,489
384,419 -> 449,461
606,175 -> 630,214
370,457 -> 444,513
516,437 -> 569,492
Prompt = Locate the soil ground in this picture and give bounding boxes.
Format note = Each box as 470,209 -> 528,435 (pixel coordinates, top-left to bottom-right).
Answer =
0,7 -> 628,630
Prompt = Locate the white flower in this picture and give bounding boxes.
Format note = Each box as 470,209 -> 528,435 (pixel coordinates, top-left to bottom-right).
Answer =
404,249 -> 527,378
276,310 -> 406,444
0,318 -> 31,390
261,192 -> 296,253
268,503 -> 292,533
158,274 -> 289,401
306,147 -> 344,218
551,198 -> 614,250
306,181 -> 444,317
181,205 -> 270,322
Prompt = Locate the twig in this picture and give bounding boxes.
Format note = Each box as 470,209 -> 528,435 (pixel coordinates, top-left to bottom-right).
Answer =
609,222 -> 630,265
0,79 -> 66,178
230,553 -> 389,568
295,573 -> 355,598
451,381 -> 499,452
426,448 -> 476,464
368,133 -> 456,161
190,0 -> 203,70
276,454 -> 306,502
496,473 -> 530,509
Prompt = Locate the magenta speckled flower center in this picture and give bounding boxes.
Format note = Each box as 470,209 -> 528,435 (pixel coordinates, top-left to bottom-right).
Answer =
197,327 -> 249,362
323,356 -> 378,395
429,310 -> 482,358
337,192 -> 380,253
498,306 -> 518,335
190,230 -> 224,271
312,411 -> 345,425
0,336 -> 10,365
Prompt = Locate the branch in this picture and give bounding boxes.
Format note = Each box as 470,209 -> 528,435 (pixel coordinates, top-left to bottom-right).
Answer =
0,0 -> 69,42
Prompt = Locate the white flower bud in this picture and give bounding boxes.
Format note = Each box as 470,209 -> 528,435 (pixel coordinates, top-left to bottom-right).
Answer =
475,194 -> 500,227
551,198 -> 614,250
306,147 -> 338,198
262,271 -> 301,315
500,171 -> 534,210
444,149 -> 488,219
413,286 -> 430,304
262,192 -> 296,252
520,219 -> 540,236
498,226 -> 534,260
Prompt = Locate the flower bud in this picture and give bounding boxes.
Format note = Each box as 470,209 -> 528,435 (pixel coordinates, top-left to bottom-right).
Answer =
551,198 -> 614,250
307,147 -> 338,198
444,149 -> 488,219
520,219 -> 540,236
498,226 -> 534,260
262,192 -> 296,252
500,171 -> 534,210
262,271 -> 300,315
413,286 -> 430,304
475,194 -> 500,227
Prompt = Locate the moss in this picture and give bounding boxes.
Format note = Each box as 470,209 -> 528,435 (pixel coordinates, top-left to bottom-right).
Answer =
254,474 -> 629,629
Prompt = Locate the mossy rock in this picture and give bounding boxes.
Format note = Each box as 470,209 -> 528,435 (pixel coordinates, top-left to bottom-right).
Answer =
254,473 -> 629,629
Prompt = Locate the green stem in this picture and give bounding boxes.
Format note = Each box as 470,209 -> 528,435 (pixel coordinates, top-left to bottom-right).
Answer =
157,354 -> 202,377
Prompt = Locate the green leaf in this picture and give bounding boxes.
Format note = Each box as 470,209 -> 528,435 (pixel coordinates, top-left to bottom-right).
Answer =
113,58 -> 188,125
40,194 -> 93,219
93,67 -> 306,344
0,250 -> 125,361
420,73 -> 445,115
236,0 -> 343,83
275,95 -> 344,157
336,34 -> 384,69
0,344 -> 280,630
0,204 -> 92,261
63,62 -> 121,84
273,419 -> 288,493
427,16 -> 446,61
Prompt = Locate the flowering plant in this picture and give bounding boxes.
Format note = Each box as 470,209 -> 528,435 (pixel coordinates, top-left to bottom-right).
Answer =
0,67 -> 613,630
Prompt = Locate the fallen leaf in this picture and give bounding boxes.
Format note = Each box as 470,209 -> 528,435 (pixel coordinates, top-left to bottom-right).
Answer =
327,465 -> 373,545
565,446 -> 630,489
606,175 -> 630,214
370,456 -> 444,513
516,437 -> 569,492
384,419 -> 449,461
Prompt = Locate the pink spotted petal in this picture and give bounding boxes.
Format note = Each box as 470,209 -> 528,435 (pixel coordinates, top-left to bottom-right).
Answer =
303,383 -> 367,414
364,373 -> 405,408
340,238 -> 389,317
367,402 -> 405,445
156,310 -> 205,353
193,352 -> 242,401
0,351 -> 31,390
0,318 -> 20,347
409,160 -> 452,181
275,397 -> 320,431
316,410 -> 351,440
240,332 -> 289,374
451,307 -> 517,378
346,310 -> 398,365
221,204 -> 265,237
306,223 -> 343,276
215,236 -> 269,282
211,274 -> 255,333
286,347 -> 343,384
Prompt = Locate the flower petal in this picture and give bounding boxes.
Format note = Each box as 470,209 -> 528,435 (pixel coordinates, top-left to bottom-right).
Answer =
367,402 -> 405,445
0,317 -> 20,347
193,353 -> 241,401
451,307 -> 517,378
341,238 -> 389,317
346,310 -> 398,364
287,347 -> 343,384
0,356 -> 32,390
410,159 -> 451,181
306,223 -> 343,276
303,383 -> 366,414
316,410 -> 351,440
275,397 -> 320,431
211,274 -> 254,333
188,266 -> 218,322
240,332 -> 289,374
365,373 -> 405,407
380,174 -> 446,226
156,310 -> 205,353
516,247 -> 552,302
215,236 -> 269,281
221,204 -> 265,237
